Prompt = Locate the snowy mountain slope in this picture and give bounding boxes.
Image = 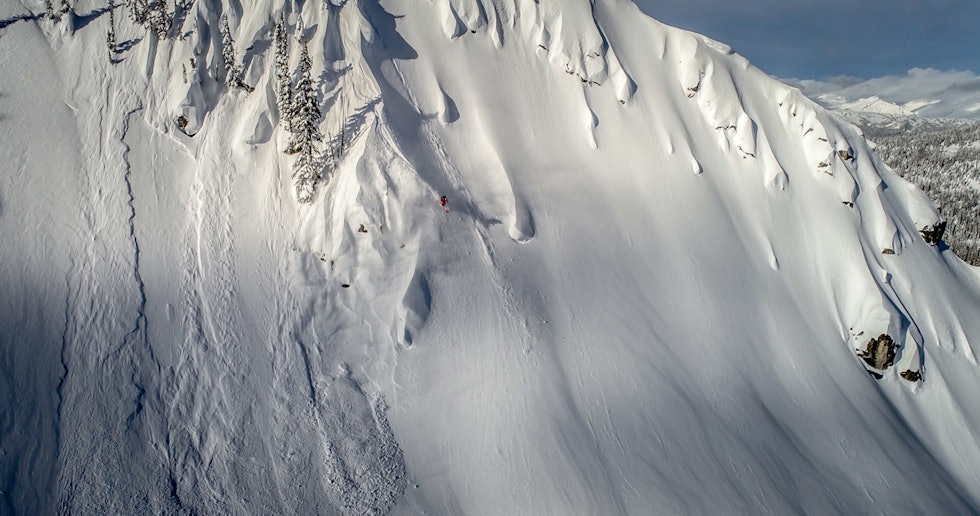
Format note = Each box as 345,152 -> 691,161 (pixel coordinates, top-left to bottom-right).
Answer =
865,124 -> 980,266
785,72 -> 980,267
2,0 -> 980,513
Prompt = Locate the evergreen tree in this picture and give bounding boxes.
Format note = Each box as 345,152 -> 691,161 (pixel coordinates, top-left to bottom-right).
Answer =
126,0 -> 148,25
146,0 -> 170,40
220,15 -> 243,88
106,7 -> 117,58
273,12 -> 292,127
287,42 -> 323,202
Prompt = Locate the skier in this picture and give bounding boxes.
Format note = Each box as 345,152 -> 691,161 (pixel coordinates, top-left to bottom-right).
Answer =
440,195 -> 448,213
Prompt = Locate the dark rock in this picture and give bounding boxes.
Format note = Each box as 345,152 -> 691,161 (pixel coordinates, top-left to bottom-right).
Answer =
867,370 -> 883,380
858,334 -> 896,370
900,370 -> 921,382
176,115 -> 196,137
881,248 -> 895,255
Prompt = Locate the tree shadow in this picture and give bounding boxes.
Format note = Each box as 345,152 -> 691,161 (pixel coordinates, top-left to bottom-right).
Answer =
317,63 -> 350,94
243,35 -> 272,74
342,96 -> 381,137
322,1 -> 345,64
116,37 -> 142,55
323,95 -> 381,158
299,22 -> 318,43
73,3 -> 116,31
0,12 -> 41,30
168,0 -> 193,39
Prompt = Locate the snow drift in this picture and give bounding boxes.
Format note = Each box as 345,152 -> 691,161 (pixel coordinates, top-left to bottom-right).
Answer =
2,0 -> 980,513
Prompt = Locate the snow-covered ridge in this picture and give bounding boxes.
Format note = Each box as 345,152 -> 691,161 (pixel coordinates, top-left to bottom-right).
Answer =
2,0 -> 980,513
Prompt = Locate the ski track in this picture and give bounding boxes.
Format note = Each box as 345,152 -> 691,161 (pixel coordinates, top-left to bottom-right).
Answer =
164,119 -> 260,511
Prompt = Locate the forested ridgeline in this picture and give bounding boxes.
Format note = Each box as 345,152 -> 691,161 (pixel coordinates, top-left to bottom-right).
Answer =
868,123 -> 980,266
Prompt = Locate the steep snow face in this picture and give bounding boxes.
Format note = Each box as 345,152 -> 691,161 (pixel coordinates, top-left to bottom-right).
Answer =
2,0 -> 980,513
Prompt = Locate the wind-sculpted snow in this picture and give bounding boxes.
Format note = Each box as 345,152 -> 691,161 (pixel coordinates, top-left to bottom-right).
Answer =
1,0 -> 980,513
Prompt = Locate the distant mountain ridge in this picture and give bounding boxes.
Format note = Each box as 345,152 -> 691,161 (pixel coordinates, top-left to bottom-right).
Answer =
787,68 -> 980,131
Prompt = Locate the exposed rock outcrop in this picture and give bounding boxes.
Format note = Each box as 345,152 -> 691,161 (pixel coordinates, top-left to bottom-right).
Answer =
858,334 -> 896,371
901,370 -> 922,382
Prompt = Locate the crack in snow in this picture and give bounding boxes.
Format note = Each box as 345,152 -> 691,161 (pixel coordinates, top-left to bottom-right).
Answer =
53,274 -> 72,462
110,104 -> 163,429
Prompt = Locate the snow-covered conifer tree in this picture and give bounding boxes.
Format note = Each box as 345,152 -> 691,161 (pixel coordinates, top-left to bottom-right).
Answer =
146,0 -> 170,40
287,42 -> 323,202
106,7 -> 117,58
220,15 -> 243,88
126,0 -> 147,25
273,12 -> 292,127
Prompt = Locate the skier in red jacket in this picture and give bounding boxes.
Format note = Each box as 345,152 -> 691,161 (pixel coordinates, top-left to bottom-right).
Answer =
440,195 -> 448,213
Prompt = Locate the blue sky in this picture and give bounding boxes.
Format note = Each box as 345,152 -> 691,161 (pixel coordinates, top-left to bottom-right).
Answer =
635,0 -> 980,79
